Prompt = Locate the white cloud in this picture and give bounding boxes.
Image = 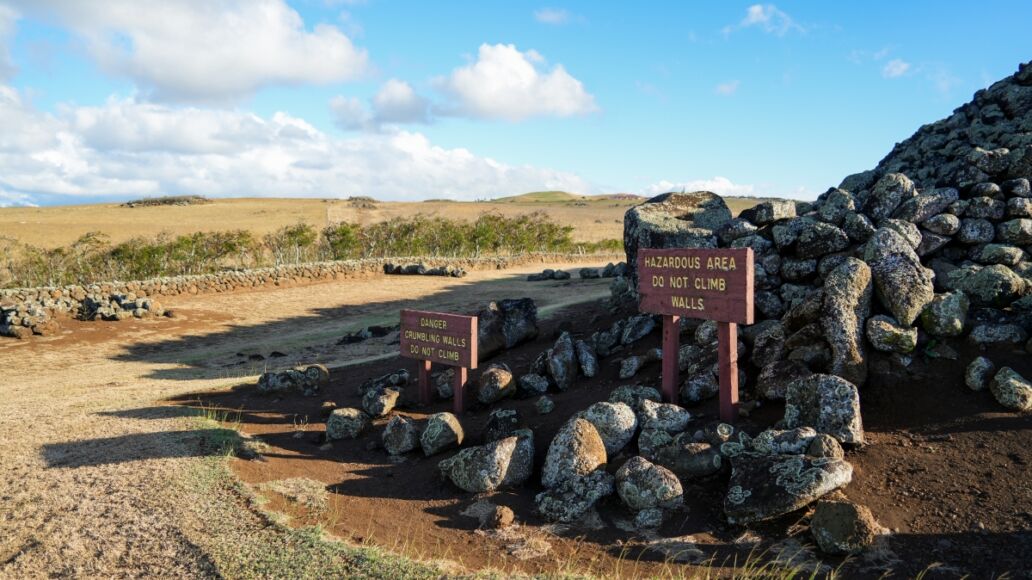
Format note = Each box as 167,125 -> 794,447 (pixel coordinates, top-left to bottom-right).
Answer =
331,79 -> 431,131
881,58 -> 910,79
0,84 -> 592,203
0,5 -> 17,80
8,0 -> 369,102
436,43 -> 598,121
731,4 -> 803,36
643,177 -> 756,197
714,80 -> 740,96
534,8 -> 570,25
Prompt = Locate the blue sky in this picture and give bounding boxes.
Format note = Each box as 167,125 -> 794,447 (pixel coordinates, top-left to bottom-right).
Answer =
0,1 -> 1029,207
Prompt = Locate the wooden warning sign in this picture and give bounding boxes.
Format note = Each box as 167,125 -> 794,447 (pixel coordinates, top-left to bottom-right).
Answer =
400,309 -> 478,414
636,247 -> 754,422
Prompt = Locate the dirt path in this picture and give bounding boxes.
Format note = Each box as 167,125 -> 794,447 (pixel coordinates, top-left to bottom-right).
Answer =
0,261 -> 611,578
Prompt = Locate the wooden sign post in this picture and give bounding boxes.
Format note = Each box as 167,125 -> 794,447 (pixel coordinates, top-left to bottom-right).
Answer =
400,309 -> 478,415
637,247 -> 754,422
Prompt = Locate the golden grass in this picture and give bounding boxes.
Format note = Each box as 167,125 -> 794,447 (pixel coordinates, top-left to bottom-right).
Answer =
0,195 -> 769,249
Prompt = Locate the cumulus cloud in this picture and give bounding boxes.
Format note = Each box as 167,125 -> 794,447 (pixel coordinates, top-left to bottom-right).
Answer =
714,80 -> 740,96
331,79 -> 431,131
881,58 -> 911,79
534,8 -> 570,25
7,0 -> 369,102
643,177 -> 756,197
436,43 -> 598,121
0,84 -> 592,204
726,4 -> 803,37
0,5 -> 17,80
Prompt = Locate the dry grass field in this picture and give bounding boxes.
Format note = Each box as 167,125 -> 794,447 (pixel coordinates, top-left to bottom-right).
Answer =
0,192 -> 768,248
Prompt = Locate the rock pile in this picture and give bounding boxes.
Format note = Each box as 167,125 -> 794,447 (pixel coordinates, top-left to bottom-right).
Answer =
258,364 -> 330,397
578,262 -> 629,279
384,262 -> 467,277
527,268 -> 571,281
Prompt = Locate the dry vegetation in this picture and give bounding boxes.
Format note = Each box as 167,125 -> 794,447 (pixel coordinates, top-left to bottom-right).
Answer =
0,193 -> 768,249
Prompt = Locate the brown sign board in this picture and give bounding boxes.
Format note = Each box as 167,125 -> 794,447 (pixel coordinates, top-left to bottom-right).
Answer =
637,247 -> 755,325
400,309 -> 478,369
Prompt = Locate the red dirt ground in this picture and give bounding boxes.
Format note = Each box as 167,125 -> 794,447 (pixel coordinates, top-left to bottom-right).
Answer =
180,299 -> 1032,578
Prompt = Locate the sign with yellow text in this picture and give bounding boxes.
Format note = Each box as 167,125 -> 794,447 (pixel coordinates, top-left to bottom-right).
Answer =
400,309 -> 478,368
637,247 -> 754,324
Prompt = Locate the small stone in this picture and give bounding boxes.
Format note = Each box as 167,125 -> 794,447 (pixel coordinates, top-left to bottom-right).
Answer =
811,500 -> 879,555
516,373 -> 550,397
421,412 -> 464,456
536,395 -> 555,415
325,408 -> 370,440
382,415 -> 420,455
865,315 -> 917,354
479,505 -> 515,530
965,357 -> 995,392
639,399 -> 691,433
989,367 -> 1032,411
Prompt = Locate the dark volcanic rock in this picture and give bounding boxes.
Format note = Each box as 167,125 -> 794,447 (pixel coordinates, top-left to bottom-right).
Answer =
724,453 -> 853,524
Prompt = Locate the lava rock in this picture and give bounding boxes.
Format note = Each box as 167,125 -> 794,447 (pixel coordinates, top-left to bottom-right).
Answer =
325,408 -> 370,440
575,339 -> 599,378
580,401 -> 638,456
920,291 -> 970,337
784,374 -> 864,445
865,315 -> 917,354
383,415 -> 420,455
483,409 -> 521,442
476,298 -> 539,359
361,387 -> 400,418
965,357 -> 995,392
477,363 -> 515,404
990,367 -> 1032,411
821,258 -> 873,385
421,412 -> 464,456
535,470 -> 615,523
541,418 -> 608,489
724,453 -> 853,525
615,456 -> 683,511
639,399 -> 691,433
810,500 -> 879,555
547,332 -> 578,391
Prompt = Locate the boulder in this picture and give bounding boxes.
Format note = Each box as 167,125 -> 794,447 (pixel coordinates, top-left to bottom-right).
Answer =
639,399 -> 691,433
965,357 -> 995,392
361,387 -> 400,418
476,298 -> 539,359
359,369 -> 410,396
483,409 -> 520,442
439,436 -> 520,493
923,213 -> 961,235
757,360 -> 813,400
575,339 -> 599,378
869,251 -> 935,327
535,471 -> 615,523
864,173 -> 915,221
807,434 -> 845,459
382,415 -> 420,455
957,264 -> 1026,307
420,412 -> 464,456
502,430 -> 535,486
541,418 -> 608,489
753,200 -> 797,225
990,367 -> 1032,411
615,456 -> 683,511
796,222 -> 850,259
996,219 -> 1032,245
920,291 -> 970,337
892,188 -> 959,223
637,428 -> 674,462
257,364 -> 329,396
325,408 -> 370,440
624,192 -> 727,289
751,322 -> 786,368
680,371 -> 719,404
547,332 -> 578,391
653,438 -> 723,479
865,315 -> 917,354
821,258 -> 873,385
619,348 -> 662,379
621,314 -> 657,345
477,363 -> 515,404
810,500 -> 879,555
968,324 -> 1028,349
724,453 -> 853,524
580,401 -> 638,456
609,384 -> 662,414
516,373 -> 550,397
749,427 -> 818,455
784,374 -> 864,445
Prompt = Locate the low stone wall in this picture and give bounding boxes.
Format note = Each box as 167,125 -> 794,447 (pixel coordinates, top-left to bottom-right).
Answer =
0,252 -> 623,339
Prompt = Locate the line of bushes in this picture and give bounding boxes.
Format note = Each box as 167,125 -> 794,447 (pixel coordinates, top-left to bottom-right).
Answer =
0,212 -> 622,288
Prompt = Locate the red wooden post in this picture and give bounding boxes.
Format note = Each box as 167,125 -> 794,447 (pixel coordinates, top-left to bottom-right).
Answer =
418,359 -> 432,405
661,314 -> 680,403
453,366 -> 468,415
717,321 -> 739,422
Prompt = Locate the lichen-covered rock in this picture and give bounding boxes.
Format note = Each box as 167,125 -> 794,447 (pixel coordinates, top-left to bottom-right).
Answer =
968,324 -> 1029,349
750,427 -> 818,455
869,251 -> 935,327
970,244 -> 1024,267
476,298 -> 539,359
996,219 -> 1032,245
639,399 -> 691,433
591,319 -> 625,357
580,401 -> 638,456
421,412 -> 464,456
807,433 -> 845,459
383,415 -> 420,455
724,453 -> 853,525
842,211 -> 876,243
965,357 -> 995,392
621,314 -> 657,345
680,371 -> 719,404
923,213 -> 961,235
359,368 -> 410,395
535,471 -> 615,523
624,192 -> 727,289
821,258 -> 872,385
615,456 -> 683,511
990,367 -> 1032,411
818,189 -> 855,225
865,315 -> 917,354
541,418 -> 608,489
609,384 -> 662,414
258,364 -> 329,396
893,188 -> 959,223
325,408 -> 370,440
547,331 -> 578,391
516,373 -> 549,398
881,218 -> 922,250
439,436 -> 519,493
957,264 -> 1026,307
619,348 -> 662,379
653,438 -> 723,479
757,360 -> 813,400
754,199 -> 797,225
361,387 -> 400,418
575,339 -> 599,378
483,408 -> 520,442
864,173 -> 915,221
920,291 -> 970,337
811,500 -> 879,555
502,430 -> 535,486
477,363 -> 514,404
536,396 -> 555,414
751,322 -> 786,368
796,222 -> 850,259
784,374 -> 864,445
957,218 -> 996,244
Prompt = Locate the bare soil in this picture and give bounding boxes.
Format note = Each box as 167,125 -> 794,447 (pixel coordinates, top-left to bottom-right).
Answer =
185,299 -> 1032,578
